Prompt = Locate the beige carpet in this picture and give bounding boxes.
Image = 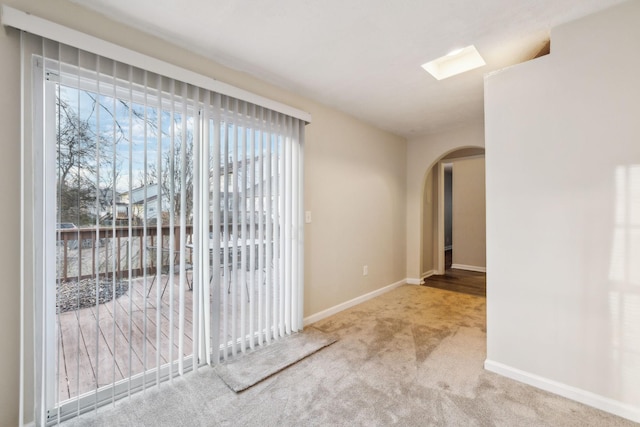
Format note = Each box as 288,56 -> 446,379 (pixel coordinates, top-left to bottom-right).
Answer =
63,285 -> 635,426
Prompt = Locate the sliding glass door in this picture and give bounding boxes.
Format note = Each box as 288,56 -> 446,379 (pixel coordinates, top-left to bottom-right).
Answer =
24,34 -> 304,424
45,60 -> 199,420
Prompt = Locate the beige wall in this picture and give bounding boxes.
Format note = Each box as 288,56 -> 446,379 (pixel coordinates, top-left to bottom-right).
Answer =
0,1 -> 407,424
0,23 -> 21,427
303,107 -> 407,310
421,167 -> 436,276
485,0 -> 640,421
406,122 -> 485,281
451,157 -> 486,269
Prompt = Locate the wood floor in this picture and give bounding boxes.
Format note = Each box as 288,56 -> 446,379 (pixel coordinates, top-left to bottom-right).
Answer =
422,268 -> 486,297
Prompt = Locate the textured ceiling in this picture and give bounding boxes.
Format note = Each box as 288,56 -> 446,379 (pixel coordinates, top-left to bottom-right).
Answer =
72,0 -> 626,138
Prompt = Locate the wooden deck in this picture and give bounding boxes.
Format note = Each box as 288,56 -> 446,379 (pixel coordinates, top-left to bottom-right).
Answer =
56,268 -> 276,402
56,274 -> 195,401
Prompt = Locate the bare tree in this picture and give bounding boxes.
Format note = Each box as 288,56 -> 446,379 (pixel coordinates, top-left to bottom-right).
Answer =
142,121 -> 194,224
56,98 -> 107,225
57,99 -> 97,184
57,92 -> 133,225
58,87 -> 198,227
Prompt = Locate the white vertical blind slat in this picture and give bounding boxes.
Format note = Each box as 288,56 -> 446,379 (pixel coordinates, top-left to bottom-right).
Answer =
192,86 -> 201,369
294,118 -> 304,331
264,111 -> 273,344
210,92 -> 221,360
248,104 -> 256,351
231,108 -> 239,356
167,77 -> 176,382
178,81 -> 188,376
94,54 -> 103,409
284,115 -> 293,335
110,58 -> 118,405
195,90 -> 204,365
257,114 -> 265,345
140,71 -> 151,390
142,69 -> 150,388
154,72 -> 163,389
72,47 -> 83,417
274,117 -> 283,339
240,102 -> 247,353
126,63 -> 135,389
221,109 -> 230,359
201,90 -> 212,366
292,116 -> 297,332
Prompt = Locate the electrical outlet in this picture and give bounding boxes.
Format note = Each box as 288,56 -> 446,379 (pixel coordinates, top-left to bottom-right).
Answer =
363,265 -> 368,276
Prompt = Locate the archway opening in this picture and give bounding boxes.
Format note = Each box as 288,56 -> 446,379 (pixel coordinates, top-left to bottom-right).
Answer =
420,147 -> 485,291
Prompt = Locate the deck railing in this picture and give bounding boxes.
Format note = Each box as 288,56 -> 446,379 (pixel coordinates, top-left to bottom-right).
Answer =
56,225 -> 195,282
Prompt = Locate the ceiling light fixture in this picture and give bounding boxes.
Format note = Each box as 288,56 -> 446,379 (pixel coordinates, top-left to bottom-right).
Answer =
421,45 -> 486,80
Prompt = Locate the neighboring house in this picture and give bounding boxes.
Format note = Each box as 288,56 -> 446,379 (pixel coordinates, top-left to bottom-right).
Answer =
92,187 -> 140,225
217,159 -> 272,225
119,184 -> 159,223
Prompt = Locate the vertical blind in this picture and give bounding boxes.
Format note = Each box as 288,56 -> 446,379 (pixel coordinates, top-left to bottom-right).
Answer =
21,32 -> 305,425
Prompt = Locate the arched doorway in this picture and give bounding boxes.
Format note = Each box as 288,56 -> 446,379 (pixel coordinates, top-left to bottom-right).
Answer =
420,147 -> 485,281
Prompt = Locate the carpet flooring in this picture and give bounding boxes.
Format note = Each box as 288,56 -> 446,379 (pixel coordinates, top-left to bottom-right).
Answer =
63,285 -> 635,426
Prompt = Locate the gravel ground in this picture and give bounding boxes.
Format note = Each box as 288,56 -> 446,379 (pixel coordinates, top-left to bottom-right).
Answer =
57,278 -> 129,313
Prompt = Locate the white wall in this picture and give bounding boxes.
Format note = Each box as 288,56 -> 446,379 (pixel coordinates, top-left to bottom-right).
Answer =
485,0 -> 640,422
0,1 -> 407,424
406,122 -> 485,281
452,157 -> 486,269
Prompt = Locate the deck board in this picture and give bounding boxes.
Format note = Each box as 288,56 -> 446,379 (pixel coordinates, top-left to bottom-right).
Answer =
85,304 -> 123,389
95,301 -> 143,383
58,310 -> 96,401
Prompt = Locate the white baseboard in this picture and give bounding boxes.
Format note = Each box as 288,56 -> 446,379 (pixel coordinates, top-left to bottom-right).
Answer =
405,278 -> 422,285
484,360 -> 640,423
303,279 -> 407,326
421,270 -> 436,280
451,263 -> 486,273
